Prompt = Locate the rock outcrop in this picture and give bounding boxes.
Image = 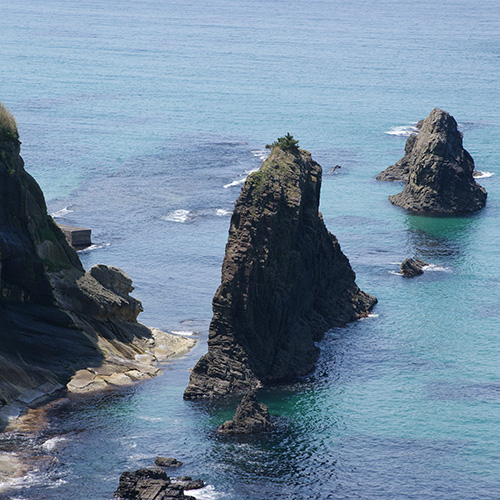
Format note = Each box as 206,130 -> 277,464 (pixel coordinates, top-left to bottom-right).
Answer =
184,140 -> 376,400
0,103 -> 194,418
218,390 -> 273,434
383,108 -> 487,214
114,469 -> 196,500
400,258 -> 428,277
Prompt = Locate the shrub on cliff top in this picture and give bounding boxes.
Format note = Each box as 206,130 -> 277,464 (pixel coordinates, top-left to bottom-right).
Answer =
0,102 -> 18,138
266,133 -> 299,151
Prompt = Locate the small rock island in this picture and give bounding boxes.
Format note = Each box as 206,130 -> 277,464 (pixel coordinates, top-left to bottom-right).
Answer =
184,135 -> 377,400
0,103 -> 193,416
379,108 -> 487,214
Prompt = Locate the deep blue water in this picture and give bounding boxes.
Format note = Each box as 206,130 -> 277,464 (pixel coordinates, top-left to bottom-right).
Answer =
1,0 -> 500,498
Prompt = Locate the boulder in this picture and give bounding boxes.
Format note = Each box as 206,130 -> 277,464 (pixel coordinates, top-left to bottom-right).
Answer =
184,139 -> 376,399
218,390 -> 274,434
171,477 -> 205,490
400,258 -> 428,277
386,108 -> 487,214
114,468 -> 196,500
154,457 -> 183,468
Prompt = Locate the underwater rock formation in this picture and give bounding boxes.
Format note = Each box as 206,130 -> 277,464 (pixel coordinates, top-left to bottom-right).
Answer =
383,108 -> 487,214
218,389 -> 273,434
184,138 -> 376,400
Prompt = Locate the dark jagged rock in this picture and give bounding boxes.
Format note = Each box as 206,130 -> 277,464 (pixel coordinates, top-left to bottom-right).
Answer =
218,390 -> 274,434
377,133 -> 418,182
155,457 -> 183,468
114,468 -> 196,500
171,477 -> 205,490
377,120 -> 424,182
0,103 -> 192,415
385,108 -> 487,214
184,142 -> 376,400
400,258 -> 428,277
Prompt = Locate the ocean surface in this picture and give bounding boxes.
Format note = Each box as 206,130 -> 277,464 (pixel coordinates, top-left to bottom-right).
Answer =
1,0 -> 500,498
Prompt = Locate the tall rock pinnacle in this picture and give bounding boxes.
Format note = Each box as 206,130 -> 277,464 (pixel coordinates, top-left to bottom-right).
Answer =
184,139 -> 376,400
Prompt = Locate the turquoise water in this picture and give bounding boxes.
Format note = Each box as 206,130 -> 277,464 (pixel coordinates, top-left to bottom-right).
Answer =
1,0 -> 500,498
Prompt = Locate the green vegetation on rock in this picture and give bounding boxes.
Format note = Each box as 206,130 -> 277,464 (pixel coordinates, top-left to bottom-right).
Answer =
0,102 -> 18,138
266,133 -> 299,151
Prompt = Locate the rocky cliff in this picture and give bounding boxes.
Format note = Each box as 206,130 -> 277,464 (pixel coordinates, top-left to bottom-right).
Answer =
383,108 -> 487,214
184,140 -> 376,400
0,104 -> 193,418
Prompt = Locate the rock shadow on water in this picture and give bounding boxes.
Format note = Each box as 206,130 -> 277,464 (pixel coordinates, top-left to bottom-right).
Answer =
427,380 -> 500,402
404,213 -> 478,259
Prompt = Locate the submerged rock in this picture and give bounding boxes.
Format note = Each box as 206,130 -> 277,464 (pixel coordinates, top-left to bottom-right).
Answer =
184,139 -> 376,400
114,468 -> 196,500
400,258 -> 428,277
386,108 -> 487,214
218,389 -> 273,434
0,102 -> 194,416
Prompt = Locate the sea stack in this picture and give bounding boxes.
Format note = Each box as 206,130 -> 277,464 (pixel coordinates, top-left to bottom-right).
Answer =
385,108 -> 487,214
184,135 -> 376,400
0,102 -> 192,413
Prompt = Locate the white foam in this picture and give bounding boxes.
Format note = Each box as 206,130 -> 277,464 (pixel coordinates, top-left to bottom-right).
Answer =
160,209 -> 192,223
215,208 -> 232,217
474,171 -> 494,179
41,436 -> 67,451
191,485 -> 222,500
223,178 -> 246,189
50,207 -> 73,218
385,125 -> 419,137
170,330 -> 197,336
422,264 -> 452,272
389,270 -> 403,276
359,313 -> 380,321
79,242 -> 111,253
251,149 -> 269,161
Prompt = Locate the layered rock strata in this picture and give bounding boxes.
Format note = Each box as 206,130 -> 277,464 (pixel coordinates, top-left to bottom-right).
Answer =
115,469 -> 197,500
184,142 -> 376,400
0,104 -> 193,417
383,108 -> 486,214
218,390 -> 273,434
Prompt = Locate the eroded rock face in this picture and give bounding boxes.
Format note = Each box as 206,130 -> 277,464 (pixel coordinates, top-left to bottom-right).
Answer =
218,390 -> 273,434
385,108 -> 487,214
184,144 -> 376,400
0,110 -> 181,413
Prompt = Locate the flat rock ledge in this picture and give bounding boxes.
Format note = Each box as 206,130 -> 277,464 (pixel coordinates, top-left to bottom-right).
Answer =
115,468 -> 204,500
67,329 -> 195,394
400,258 -> 428,277
218,390 -> 274,434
